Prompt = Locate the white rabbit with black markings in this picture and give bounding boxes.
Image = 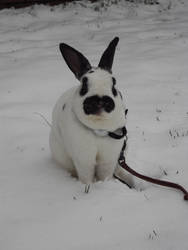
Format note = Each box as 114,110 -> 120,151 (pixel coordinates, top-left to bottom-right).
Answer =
49,37 -> 134,190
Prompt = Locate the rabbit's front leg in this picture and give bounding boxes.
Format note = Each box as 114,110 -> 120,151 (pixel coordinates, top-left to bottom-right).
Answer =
96,162 -> 116,181
73,156 -> 96,186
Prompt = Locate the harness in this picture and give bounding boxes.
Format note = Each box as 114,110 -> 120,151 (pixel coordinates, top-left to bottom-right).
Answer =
94,126 -> 127,140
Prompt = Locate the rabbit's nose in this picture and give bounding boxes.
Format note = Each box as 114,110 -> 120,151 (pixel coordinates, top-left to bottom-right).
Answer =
83,95 -> 115,115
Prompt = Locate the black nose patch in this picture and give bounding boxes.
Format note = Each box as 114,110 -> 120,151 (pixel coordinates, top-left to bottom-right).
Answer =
83,95 -> 115,115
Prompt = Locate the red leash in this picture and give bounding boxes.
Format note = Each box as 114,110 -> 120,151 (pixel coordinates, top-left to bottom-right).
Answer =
118,141 -> 188,201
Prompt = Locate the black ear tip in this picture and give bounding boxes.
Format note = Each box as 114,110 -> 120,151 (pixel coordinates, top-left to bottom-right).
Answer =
108,37 -> 119,50
112,37 -> 119,47
59,43 -> 68,52
114,37 -> 119,44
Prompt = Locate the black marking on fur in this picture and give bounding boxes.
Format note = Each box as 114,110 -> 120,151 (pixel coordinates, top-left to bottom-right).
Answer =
62,103 -> 66,111
102,95 -> 115,112
118,91 -> 123,100
80,77 -> 89,96
83,95 -> 115,115
83,95 -> 101,115
112,77 -> 117,97
88,70 -> 94,73
112,77 -> 116,85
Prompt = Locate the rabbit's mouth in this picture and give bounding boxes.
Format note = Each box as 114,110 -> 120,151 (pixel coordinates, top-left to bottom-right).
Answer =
83,95 -> 115,115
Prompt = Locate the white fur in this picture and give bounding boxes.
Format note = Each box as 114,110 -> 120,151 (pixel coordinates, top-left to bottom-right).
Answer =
49,68 -> 134,186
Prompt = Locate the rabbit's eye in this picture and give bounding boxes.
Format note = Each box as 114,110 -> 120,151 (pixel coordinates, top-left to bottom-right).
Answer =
80,77 -> 88,96
112,77 -> 117,97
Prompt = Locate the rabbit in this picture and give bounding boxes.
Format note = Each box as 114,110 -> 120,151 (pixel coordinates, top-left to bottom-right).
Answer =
49,37 -> 134,190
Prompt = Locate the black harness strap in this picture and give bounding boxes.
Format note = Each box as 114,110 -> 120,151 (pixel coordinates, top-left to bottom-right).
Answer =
108,126 -> 127,140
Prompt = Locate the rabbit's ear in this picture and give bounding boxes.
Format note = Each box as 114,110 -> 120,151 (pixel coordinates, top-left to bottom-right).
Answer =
59,43 -> 91,80
98,37 -> 119,72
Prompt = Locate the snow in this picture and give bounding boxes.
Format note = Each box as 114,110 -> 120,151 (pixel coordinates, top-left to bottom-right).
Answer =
0,1 -> 188,249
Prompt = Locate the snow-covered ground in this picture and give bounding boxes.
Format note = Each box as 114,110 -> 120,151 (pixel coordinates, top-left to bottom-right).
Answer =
0,1 -> 188,249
